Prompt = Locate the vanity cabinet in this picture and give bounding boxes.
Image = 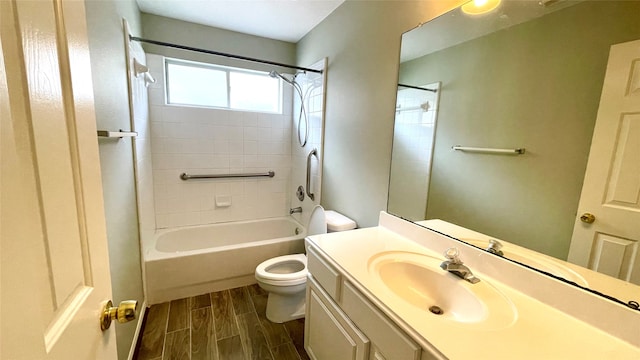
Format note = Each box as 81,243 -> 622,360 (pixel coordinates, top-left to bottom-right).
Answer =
305,246 -> 441,360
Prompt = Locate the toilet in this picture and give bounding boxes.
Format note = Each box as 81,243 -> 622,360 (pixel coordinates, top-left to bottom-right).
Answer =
254,205 -> 356,323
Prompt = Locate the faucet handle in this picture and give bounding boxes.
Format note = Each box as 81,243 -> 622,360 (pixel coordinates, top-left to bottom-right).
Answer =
443,247 -> 462,263
488,239 -> 503,250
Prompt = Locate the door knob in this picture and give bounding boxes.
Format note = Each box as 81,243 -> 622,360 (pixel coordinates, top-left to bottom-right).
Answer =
100,300 -> 138,331
580,212 -> 596,224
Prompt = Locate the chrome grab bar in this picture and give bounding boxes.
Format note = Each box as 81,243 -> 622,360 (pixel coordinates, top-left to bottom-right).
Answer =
452,145 -> 525,155
306,148 -> 317,201
180,171 -> 275,180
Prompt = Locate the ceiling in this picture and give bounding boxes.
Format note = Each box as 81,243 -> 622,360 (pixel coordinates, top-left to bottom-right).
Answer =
136,0 -> 346,43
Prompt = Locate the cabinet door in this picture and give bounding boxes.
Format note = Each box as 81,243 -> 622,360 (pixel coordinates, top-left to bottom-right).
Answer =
341,281 -> 422,360
305,278 -> 369,360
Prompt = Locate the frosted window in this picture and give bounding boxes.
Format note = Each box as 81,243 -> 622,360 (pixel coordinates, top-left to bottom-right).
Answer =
230,72 -> 280,113
166,62 -> 227,107
165,59 -> 282,113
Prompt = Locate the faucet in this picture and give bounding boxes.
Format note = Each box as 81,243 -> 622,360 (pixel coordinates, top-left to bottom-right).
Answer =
289,207 -> 302,215
486,239 -> 504,256
440,247 -> 480,284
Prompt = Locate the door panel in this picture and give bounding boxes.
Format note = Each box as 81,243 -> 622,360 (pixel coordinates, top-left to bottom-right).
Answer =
1,0 -> 116,358
569,39 -> 640,286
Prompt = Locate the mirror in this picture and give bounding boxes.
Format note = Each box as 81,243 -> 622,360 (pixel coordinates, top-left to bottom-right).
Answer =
390,0 -> 640,306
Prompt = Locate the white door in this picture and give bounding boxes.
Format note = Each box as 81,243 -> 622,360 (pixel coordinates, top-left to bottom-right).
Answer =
1,0 -> 117,359
568,39 -> 640,285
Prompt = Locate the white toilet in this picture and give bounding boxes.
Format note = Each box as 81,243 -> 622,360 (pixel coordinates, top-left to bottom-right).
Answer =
254,205 -> 356,323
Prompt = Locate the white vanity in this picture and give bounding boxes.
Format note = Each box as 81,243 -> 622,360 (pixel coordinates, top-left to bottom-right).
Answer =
303,212 -> 640,359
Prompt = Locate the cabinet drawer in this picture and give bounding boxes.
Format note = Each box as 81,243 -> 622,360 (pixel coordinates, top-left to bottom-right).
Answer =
307,246 -> 341,300
306,277 -> 369,360
341,281 -> 421,360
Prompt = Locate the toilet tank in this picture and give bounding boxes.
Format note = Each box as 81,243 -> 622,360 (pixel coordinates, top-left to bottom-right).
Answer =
325,211 -> 357,232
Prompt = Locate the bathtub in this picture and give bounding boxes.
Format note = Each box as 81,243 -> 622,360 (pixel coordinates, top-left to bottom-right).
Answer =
145,217 -> 306,304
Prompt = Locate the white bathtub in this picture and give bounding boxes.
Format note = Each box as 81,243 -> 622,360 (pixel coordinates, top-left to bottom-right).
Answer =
145,217 -> 306,304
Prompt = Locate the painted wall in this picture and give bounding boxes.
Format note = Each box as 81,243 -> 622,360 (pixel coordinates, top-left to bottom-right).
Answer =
83,0 -> 144,359
296,0 -> 466,227
140,13 -> 296,73
399,1 -> 640,259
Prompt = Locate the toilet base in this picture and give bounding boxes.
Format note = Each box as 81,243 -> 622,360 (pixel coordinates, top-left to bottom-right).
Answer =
265,289 -> 306,323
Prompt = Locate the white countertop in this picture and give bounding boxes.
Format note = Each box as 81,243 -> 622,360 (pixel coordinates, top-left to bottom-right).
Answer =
306,216 -> 640,359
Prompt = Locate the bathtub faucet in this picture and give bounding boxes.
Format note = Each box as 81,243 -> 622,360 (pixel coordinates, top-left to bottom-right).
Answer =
289,207 -> 302,215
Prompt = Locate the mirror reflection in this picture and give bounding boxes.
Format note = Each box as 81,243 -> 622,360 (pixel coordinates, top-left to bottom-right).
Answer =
390,0 -> 640,305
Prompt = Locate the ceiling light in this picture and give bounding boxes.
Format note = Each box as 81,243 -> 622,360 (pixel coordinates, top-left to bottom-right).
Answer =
461,0 -> 501,16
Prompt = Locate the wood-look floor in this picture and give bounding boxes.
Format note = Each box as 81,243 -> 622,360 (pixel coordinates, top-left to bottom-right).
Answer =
134,284 -> 310,360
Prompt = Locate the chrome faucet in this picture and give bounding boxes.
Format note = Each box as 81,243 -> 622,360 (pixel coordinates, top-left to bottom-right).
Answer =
289,207 -> 302,215
440,247 -> 480,284
486,239 -> 504,256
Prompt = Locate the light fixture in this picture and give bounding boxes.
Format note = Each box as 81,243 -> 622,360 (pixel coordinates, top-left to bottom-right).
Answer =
461,0 -> 501,16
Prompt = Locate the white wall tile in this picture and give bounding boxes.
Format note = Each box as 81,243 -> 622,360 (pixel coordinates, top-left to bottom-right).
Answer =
138,57 -> 321,228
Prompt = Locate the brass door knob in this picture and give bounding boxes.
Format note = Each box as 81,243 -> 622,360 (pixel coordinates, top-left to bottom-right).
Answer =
100,300 -> 138,331
580,212 -> 596,224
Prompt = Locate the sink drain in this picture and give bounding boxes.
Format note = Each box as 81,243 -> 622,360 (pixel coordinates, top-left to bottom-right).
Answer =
429,306 -> 444,315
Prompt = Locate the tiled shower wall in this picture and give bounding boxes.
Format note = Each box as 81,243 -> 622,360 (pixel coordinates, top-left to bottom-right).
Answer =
388,83 -> 440,220
288,60 -> 326,227
145,54 -> 294,228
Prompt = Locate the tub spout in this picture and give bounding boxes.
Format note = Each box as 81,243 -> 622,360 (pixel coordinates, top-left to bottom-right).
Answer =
289,207 -> 302,215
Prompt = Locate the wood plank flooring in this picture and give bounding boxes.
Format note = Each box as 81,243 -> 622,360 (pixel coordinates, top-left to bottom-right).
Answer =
134,284 -> 310,360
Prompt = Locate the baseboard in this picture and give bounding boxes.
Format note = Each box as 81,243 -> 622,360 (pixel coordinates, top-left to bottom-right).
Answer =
128,300 -> 148,360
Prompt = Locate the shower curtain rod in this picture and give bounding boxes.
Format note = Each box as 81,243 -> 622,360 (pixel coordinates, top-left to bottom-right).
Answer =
398,83 -> 437,93
129,36 -> 323,74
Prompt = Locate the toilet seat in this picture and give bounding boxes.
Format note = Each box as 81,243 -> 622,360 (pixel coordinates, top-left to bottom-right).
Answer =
255,254 -> 307,286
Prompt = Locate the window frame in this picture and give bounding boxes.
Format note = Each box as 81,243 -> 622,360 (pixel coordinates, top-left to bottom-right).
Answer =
164,57 -> 283,114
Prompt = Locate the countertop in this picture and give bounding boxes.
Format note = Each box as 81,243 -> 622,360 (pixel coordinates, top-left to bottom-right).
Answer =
305,216 -> 640,359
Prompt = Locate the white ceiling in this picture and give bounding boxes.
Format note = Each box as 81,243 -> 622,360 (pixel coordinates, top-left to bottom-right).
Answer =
136,0 -> 346,43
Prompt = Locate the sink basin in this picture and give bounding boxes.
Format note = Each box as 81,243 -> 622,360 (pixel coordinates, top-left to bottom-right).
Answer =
461,238 -> 589,287
368,251 -> 517,330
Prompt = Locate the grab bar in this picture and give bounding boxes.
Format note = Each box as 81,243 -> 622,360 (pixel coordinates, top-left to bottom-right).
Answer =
306,148 -> 317,201
452,146 -> 525,155
180,171 -> 275,180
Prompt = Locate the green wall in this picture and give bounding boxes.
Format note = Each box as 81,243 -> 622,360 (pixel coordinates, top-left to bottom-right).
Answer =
297,0 -> 466,227
84,0 -> 144,359
140,13 -> 297,73
399,1 -> 640,259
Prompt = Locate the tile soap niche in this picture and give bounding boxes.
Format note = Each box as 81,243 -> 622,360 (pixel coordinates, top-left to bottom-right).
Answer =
215,195 -> 232,208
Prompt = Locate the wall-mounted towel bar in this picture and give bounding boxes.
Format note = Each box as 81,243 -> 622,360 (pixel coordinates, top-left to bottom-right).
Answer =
180,171 -> 275,181
97,130 -> 138,138
452,146 -> 525,155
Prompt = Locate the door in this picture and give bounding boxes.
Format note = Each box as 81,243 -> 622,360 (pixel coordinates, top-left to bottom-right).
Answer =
568,39 -> 640,285
1,0 -> 117,359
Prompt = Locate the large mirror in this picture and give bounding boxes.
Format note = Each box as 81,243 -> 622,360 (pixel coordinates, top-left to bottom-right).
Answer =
390,0 -> 640,307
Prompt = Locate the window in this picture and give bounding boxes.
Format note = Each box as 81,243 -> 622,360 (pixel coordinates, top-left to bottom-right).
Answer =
165,59 -> 282,113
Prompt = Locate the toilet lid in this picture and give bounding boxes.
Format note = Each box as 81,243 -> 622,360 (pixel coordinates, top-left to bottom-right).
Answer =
307,205 -> 327,236
255,254 -> 307,282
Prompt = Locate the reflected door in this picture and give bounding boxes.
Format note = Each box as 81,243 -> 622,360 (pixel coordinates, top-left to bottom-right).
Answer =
1,0 -> 116,358
568,39 -> 640,285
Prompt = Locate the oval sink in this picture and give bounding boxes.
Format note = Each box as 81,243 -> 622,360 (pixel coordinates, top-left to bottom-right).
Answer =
460,238 -> 589,287
368,251 -> 517,330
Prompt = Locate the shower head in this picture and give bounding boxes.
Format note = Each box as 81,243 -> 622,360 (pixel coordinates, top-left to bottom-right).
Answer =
269,70 -> 296,86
